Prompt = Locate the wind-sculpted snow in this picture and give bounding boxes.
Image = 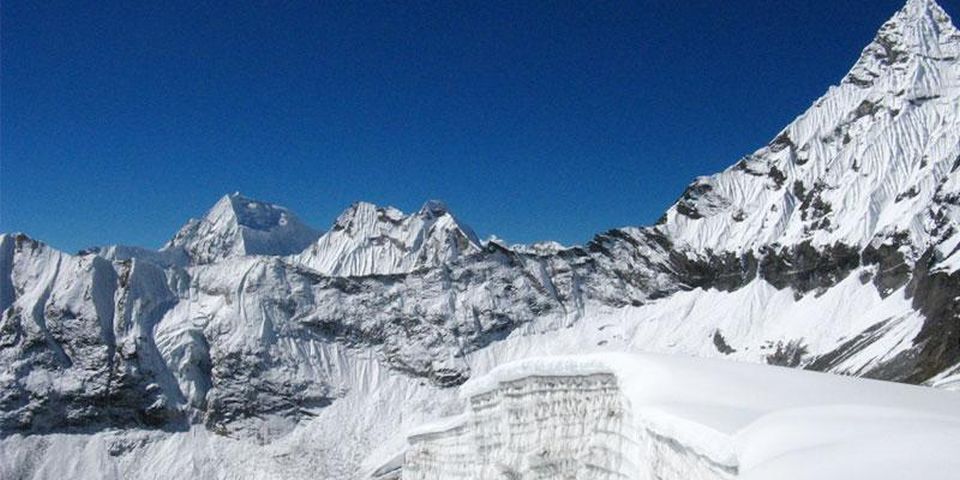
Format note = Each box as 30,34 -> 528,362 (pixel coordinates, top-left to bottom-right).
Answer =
404,372 -> 734,480
5,0 -> 960,478
399,354 -> 960,480
403,375 -> 667,480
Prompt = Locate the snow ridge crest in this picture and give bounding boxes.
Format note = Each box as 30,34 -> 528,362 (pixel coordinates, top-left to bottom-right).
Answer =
846,0 -> 960,87
658,0 -> 960,257
295,200 -> 482,276
163,192 -> 320,264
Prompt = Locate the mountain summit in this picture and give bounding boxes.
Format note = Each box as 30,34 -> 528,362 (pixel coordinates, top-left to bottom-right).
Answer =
163,192 -> 321,264
847,0 -> 959,89
659,0 -> 960,257
294,200 -> 482,276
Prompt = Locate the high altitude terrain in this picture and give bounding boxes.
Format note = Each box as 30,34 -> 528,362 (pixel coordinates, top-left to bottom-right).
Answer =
2,0 -> 960,478
399,354 -> 960,479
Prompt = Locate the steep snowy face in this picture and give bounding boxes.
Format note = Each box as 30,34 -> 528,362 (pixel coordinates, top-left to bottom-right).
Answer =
294,201 -> 482,276
399,354 -> 960,480
0,234 -> 185,433
620,0 -> 960,386
659,0 -> 960,257
163,193 -> 320,265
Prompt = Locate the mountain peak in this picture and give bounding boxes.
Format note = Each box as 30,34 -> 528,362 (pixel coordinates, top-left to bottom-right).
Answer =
901,0 -> 948,18
419,200 -> 449,219
215,192 -> 302,232
296,200 -> 481,276
889,0 -> 954,35
658,0 -> 960,257
845,0 -> 959,87
332,201 -> 404,233
163,193 -> 320,264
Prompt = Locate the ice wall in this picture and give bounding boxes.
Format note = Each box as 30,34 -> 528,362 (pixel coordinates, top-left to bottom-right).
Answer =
394,353 -> 960,480
401,374 -> 733,480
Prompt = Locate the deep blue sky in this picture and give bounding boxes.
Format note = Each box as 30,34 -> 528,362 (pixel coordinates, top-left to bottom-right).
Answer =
2,0 -> 951,252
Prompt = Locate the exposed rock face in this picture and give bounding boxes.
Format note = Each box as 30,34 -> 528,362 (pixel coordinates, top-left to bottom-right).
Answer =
903,251 -> 960,383
757,242 -> 861,296
0,234 -> 183,434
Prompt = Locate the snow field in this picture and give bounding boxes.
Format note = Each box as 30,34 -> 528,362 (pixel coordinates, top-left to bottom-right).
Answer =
399,353 -> 960,480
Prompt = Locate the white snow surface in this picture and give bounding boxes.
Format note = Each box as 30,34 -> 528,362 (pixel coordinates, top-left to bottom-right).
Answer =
4,1 -> 960,479
659,0 -> 960,259
163,192 -> 321,265
406,353 -> 960,479
293,200 -> 482,276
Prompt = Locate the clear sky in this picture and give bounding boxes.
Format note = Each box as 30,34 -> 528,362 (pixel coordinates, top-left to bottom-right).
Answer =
1,0 -> 948,252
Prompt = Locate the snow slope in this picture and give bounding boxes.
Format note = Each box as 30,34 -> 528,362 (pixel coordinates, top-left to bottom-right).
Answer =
4,1 -> 960,478
659,0 -> 960,255
294,200 -> 482,276
162,192 -> 321,265
400,354 -> 960,480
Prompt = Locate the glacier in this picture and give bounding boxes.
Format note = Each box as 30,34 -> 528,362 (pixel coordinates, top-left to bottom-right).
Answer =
397,354 -> 960,480
4,0 -> 960,478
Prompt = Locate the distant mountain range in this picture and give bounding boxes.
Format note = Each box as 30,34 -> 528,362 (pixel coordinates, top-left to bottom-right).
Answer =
2,0 -> 960,477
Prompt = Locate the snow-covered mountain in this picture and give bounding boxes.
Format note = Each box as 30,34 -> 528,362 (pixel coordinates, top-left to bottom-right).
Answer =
294,200 -> 482,276
646,0 -> 960,384
90,192 -> 321,268
661,0 -> 960,255
165,192 -> 321,265
3,0 -> 960,478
